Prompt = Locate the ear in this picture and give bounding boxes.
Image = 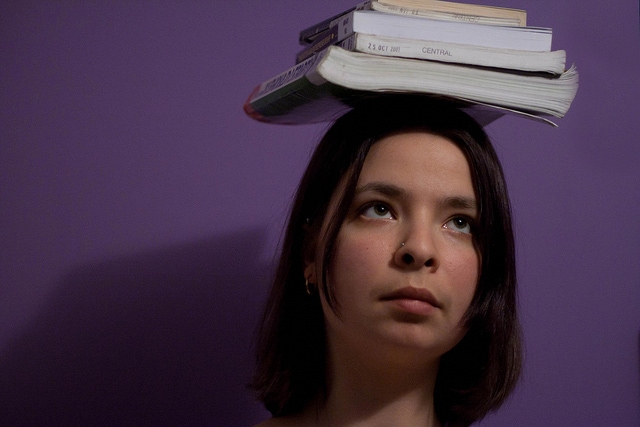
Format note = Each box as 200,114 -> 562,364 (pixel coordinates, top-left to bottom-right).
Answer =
304,260 -> 318,284
303,222 -> 319,283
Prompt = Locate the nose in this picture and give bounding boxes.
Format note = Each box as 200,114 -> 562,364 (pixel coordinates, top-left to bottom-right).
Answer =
394,222 -> 439,270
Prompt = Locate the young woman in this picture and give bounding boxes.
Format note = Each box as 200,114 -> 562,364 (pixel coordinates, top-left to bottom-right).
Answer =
253,96 -> 522,427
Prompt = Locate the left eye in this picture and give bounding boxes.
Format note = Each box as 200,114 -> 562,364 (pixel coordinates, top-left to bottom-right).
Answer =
361,203 -> 393,219
444,217 -> 472,234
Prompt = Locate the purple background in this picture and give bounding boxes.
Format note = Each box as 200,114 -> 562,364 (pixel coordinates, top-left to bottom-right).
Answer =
1,1 -> 638,425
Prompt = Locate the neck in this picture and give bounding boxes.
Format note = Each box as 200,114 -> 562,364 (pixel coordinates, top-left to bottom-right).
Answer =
310,331 -> 441,427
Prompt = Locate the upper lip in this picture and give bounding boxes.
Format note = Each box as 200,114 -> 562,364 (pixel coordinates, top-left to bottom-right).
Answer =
380,286 -> 441,308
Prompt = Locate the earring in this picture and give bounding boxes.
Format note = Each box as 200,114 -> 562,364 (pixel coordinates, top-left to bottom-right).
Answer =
305,279 -> 313,295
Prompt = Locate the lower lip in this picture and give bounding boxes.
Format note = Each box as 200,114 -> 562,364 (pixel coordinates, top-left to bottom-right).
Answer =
386,298 -> 438,316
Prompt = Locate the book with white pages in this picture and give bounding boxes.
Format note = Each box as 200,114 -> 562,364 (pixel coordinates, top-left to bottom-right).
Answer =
314,10 -> 552,52
370,0 -> 526,27
245,46 -> 578,127
297,32 -> 566,74
299,0 -> 528,45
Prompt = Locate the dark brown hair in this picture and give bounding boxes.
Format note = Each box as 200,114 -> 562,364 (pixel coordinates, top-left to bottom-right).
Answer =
253,96 -> 522,426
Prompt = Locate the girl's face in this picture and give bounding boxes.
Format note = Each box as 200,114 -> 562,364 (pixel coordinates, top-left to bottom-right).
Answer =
306,132 -> 479,362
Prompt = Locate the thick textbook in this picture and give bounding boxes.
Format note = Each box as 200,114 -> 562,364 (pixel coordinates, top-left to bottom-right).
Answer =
375,0 -> 526,25
300,10 -> 551,55
296,32 -> 566,74
244,46 -> 578,126
370,1 -> 525,26
299,1 -> 527,44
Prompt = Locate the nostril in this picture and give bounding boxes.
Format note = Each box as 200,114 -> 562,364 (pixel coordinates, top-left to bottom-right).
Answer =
424,258 -> 434,268
401,253 -> 414,264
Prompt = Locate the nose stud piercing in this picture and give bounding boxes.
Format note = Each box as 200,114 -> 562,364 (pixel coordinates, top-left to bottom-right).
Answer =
400,242 -> 405,248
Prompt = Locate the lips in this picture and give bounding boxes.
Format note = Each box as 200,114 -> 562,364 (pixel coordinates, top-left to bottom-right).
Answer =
380,286 -> 441,309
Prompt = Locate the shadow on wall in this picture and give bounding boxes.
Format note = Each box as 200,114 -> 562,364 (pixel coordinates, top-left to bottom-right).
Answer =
0,228 -> 272,426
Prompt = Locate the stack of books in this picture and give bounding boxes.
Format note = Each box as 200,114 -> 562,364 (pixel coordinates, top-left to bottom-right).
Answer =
244,0 -> 579,126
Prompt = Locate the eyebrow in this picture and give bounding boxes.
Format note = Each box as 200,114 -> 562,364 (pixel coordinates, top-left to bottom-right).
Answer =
355,181 -> 477,212
441,196 -> 477,211
354,182 -> 405,198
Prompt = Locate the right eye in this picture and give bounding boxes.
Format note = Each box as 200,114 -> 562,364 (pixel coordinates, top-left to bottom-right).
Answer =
361,202 -> 394,219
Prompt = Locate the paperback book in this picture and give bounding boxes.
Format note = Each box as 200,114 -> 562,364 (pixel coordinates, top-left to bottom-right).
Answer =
300,10 -> 551,52
299,0 -> 527,44
369,1 -> 525,26
373,0 -> 527,25
245,46 -> 578,126
296,32 -> 566,74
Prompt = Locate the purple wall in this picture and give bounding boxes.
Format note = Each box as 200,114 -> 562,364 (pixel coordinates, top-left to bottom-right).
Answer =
1,1 -> 638,425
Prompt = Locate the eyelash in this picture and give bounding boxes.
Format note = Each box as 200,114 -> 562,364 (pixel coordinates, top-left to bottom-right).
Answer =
444,216 -> 475,235
357,201 -> 475,235
359,201 -> 395,219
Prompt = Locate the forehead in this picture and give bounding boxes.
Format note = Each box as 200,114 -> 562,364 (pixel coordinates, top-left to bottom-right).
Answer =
358,132 -> 474,195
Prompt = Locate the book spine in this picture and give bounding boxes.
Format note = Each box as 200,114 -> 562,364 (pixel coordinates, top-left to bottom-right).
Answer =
246,77 -> 353,125
296,26 -> 341,64
249,52 -> 327,104
298,1 -> 372,44
337,35 -> 358,51
295,12 -> 359,63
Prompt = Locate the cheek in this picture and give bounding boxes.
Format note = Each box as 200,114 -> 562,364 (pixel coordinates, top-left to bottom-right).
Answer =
327,232 -> 389,303
445,248 -> 479,314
